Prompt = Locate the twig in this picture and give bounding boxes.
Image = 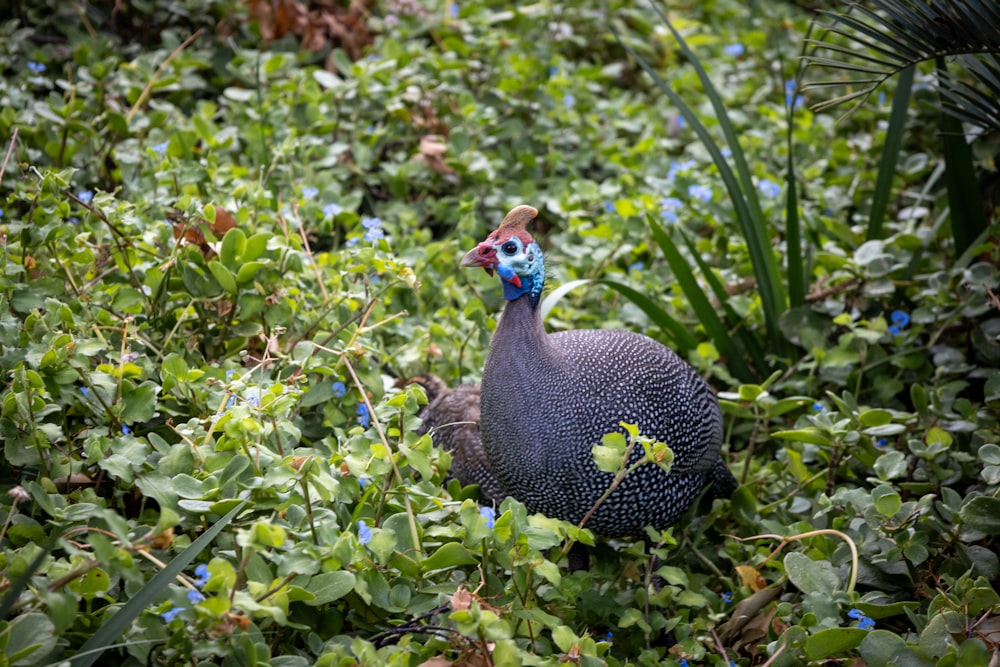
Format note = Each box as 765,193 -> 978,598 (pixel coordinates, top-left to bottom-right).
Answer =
0,128 -> 17,185
126,29 -> 204,124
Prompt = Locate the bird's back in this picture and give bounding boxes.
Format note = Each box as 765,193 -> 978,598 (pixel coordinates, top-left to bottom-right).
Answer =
481,327 -> 726,536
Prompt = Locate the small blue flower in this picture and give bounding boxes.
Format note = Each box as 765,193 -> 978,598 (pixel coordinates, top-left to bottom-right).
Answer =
358,477 -> 369,490
848,608 -> 875,630
357,519 -> 372,544
680,660 -> 690,667
603,202 -> 614,213
891,310 -> 910,328
449,3 -> 459,18
323,203 -> 343,218
0,209 -> 4,218
122,424 -> 131,435
246,393 -> 260,407
346,237 -> 360,247
721,147 -> 733,158
785,80 -> 803,109
888,325 -> 901,336
661,196 -> 683,224
758,179 -> 781,198
724,43 -> 745,57
813,402 -> 825,412
193,564 -> 210,588
226,395 -> 236,409
302,186 -> 319,200
479,506 -> 496,529
674,115 -> 685,128
722,591 -> 733,603
27,61 -> 46,73
666,159 -> 695,181
878,91 -> 886,106
876,438 -> 887,448
688,184 -> 712,203
152,141 -> 169,154
160,607 -> 185,623
564,94 -> 575,109
628,262 -> 644,272
80,387 -> 89,398
364,227 -> 385,243
332,381 -> 346,398
187,589 -> 205,604
361,217 -> 382,229
549,66 -> 558,76
69,217 -> 79,225
226,369 -> 235,380
357,404 -> 370,427
78,190 -> 94,204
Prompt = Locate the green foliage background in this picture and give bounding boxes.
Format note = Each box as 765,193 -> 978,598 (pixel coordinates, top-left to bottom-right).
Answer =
0,0 -> 998,665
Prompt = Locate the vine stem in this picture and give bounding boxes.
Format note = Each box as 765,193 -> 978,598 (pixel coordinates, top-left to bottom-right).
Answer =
727,528 -> 859,594
340,353 -> 425,565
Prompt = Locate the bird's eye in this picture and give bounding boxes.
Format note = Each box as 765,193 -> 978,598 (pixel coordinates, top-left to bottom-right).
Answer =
501,241 -> 518,255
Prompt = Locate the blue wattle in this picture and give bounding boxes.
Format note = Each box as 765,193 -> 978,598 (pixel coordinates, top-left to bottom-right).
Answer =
501,272 -> 534,301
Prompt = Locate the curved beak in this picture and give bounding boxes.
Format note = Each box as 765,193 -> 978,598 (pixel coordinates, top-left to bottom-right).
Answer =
461,242 -> 497,276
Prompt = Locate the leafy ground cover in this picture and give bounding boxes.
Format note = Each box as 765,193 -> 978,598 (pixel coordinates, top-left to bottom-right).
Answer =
1,0 -> 998,665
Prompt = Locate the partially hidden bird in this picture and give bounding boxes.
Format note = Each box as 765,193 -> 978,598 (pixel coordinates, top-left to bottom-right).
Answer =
401,374 -> 506,505
460,205 -> 737,537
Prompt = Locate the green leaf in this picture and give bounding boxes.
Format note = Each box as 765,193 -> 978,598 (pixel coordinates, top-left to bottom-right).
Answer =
960,496 -> 1000,534
208,260 -> 238,295
219,227 -> 247,269
121,382 -> 157,423
235,261 -> 267,284
784,552 -> 840,595
420,542 -> 479,573
805,627 -> 870,661
872,485 -> 902,517
4,613 -> 57,666
304,571 -> 356,606
772,429 -> 833,446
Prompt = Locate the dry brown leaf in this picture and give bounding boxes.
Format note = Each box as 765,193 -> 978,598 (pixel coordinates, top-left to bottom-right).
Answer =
212,207 -> 238,236
735,564 -> 767,592
416,658 -> 453,667
414,135 -> 456,176
451,585 -> 472,612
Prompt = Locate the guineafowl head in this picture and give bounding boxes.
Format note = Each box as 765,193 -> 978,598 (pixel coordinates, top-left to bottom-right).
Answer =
460,205 -> 545,302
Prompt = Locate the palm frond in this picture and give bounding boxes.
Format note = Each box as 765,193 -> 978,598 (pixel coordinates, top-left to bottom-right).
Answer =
803,0 -> 1000,131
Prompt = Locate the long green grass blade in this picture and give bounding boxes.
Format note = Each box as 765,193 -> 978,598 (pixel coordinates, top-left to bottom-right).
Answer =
648,217 -> 754,382
70,501 -> 249,667
675,228 -> 770,375
540,278 -> 699,351
867,65 -> 915,240
632,4 -> 788,357
936,59 -> 987,255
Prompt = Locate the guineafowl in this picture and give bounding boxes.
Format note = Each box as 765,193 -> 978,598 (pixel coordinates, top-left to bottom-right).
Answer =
402,374 -> 506,505
461,205 -> 737,538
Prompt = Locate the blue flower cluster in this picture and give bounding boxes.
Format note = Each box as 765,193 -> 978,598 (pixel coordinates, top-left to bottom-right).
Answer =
479,506 -> 496,529
758,179 -> 781,198
361,217 -> 384,243
661,197 -> 683,223
724,43 -> 745,57
888,310 -> 910,336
